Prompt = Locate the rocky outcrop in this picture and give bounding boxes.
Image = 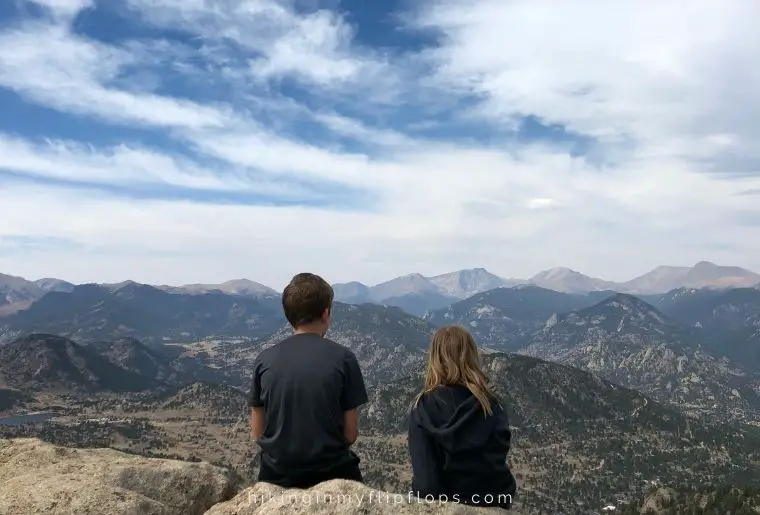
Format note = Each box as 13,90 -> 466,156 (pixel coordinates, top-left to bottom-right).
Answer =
0,439 -> 512,514
206,479 -> 510,514
0,438 -> 237,515
640,487 -> 678,513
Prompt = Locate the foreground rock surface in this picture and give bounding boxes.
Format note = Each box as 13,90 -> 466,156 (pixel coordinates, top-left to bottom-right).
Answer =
0,438 -> 237,515
205,479 -> 512,514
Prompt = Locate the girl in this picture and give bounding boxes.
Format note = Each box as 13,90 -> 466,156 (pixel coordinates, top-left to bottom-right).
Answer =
408,325 -> 517,510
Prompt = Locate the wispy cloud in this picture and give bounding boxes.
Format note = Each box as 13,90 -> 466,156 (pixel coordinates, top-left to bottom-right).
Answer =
0,133 -> 368,206
0,24 -> 232,129
125,0 -> 391,89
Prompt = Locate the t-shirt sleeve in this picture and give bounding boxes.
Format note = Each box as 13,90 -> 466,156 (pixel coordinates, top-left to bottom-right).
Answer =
248,355 -> 264,408
340,350 -> 368,411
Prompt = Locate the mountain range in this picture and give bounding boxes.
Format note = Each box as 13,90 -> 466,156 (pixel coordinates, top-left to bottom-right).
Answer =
333,262 -> 760,315
2,273 -> 760,424
2,261 -> 759,318
0,282 -> 285,345
1,262 -> 760,512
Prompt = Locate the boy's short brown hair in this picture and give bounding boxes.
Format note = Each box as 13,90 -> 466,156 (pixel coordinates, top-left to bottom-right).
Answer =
282,273 -> 334,328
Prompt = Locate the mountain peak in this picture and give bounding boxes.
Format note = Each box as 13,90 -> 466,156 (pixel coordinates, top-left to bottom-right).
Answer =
625,262 -> 760,293
398,272 -> 427,280
605,292 -> 655,309
529,267 -> 618,294
531,267 -> 577,279
105,280 -> 140,292
571,292 -> 671,329
158,279 -> 278,297
336,281 -> 366,287
428,268 -> 512,298
33,278 -> 75,293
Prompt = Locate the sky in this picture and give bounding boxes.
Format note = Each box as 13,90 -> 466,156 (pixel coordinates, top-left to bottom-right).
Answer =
1,0 -> 759,289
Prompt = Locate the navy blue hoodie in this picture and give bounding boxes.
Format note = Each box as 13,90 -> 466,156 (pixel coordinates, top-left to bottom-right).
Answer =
408,385 -> 517,510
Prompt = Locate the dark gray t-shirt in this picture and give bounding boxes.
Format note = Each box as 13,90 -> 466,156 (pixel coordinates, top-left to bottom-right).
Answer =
248,332 -> 368,475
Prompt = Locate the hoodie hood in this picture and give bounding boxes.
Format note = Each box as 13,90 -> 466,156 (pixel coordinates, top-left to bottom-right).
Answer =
411,385 -> 507,453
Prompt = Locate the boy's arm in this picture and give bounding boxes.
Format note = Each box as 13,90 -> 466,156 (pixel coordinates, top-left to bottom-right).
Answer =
340,351 -> 368,446
343,408 -> 359,446
250,407 -> 266,441
248,357 -> 266,441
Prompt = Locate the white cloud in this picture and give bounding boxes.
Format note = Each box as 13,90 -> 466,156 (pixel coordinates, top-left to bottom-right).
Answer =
125,0 -> 391,90
0,25 -> 231,129
0,0 -> 760,286
0,134 -> 328,201
29,0 -> 93,20
410,0 -> 760,161
528,198 -> 560,210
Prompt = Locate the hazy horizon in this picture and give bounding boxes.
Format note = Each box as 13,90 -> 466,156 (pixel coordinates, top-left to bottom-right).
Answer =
4,260 -> 759,292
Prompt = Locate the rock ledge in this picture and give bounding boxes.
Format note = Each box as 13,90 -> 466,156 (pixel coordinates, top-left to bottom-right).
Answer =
0,438 -> 237,515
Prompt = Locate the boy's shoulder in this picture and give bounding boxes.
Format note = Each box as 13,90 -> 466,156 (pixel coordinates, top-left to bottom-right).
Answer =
256,333 -> 353,363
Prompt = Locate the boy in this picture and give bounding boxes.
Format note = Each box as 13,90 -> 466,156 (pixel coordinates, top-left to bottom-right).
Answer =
249,272 -> 368,487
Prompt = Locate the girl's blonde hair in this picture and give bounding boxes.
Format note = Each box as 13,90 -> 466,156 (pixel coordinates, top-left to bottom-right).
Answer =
413,325 -> 496,415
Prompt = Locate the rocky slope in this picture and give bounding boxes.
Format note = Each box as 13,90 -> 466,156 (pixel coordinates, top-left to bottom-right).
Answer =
654,287 -> 760,371
522,294 -> 760,420
0,273 -> 43,304
0,438 -> 238,515
0,275 -> 73,315
654,287 -> 760,332
0,273 -> 44,315
620,485 -> 760,515
0,334 -> 156,393
86,337 -> 225,385
0,282 -> 285,344
425,286 -> 611,351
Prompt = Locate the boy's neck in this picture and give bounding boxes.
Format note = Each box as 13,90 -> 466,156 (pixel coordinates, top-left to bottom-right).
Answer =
293,323 -> 327,337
